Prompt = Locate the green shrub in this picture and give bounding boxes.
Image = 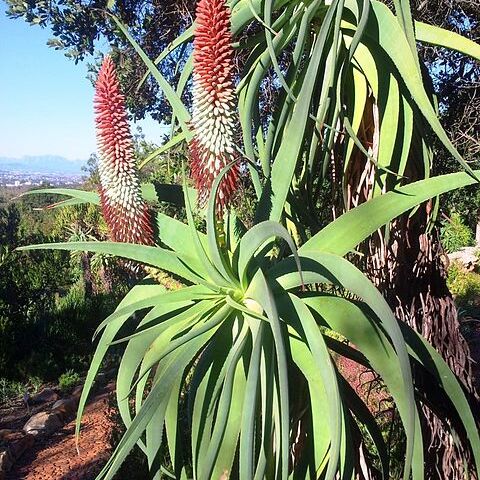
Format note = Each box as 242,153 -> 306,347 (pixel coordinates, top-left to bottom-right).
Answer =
58,369 -> 81,393
0,377 -> 25,404
441,212 -> 474,253
447,261 -> 480,306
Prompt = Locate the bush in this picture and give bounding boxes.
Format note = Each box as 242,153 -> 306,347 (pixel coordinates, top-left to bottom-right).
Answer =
58,369 -> 81,393
0,378 -> 25,404
447,261 -> 480,306
441,212 -> 474,253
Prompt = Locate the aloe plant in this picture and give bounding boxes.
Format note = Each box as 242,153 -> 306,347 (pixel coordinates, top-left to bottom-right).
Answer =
19,0 -> 480,478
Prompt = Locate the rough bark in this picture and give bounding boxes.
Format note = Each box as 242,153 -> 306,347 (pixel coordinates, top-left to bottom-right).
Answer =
337,96 -> 479,479
365,216 -> 477,480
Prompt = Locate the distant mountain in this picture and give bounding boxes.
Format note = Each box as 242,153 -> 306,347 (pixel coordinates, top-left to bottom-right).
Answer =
0,155 -> 86,175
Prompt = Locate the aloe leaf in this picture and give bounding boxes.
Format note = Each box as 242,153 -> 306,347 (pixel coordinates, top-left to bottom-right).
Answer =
343,66 -> 368,186
338,375 -> 389,478
20,188 -> 100,205
301,170 -> 480,257
254,335 -> 275,479
287,294 -> 343,479
97,328 -> 216,480
288,327 -> 331,476
142,182 -> 197,206
304,294 -> 421,478
400,323 -> 480,478
271,252 -> 416,478
134,305 -> 231,395
116,302 -> 193,448
391,0 -> 420,72
206,163 -> 239,286
183,180 -> 231,288
155,212 -> 209,278
367,1 -> 475,178
169,53 -> 193,143
199,319 -> 248,480
18,241 -> 202,284
136,25 -> 194,93
415,21 -> 480,61
164,373 -> 185,477
74,282 -> 163,445
231,0 -> 291,34
247,270 -> 290,479
94,286 -> 206,338
190,325 -> 234,474
239,319 -> 264,479
265,0 -> 341,223
39,197 -> 91,209
236,220 -> 302,290
346,0 -> 370,62
138,132 -> 188,169
110,14 -> 191,134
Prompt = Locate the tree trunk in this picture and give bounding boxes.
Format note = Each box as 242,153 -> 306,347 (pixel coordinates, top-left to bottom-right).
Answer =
336,95 -> 478,479
81,253 -> 93,298
365,214 -> 477,479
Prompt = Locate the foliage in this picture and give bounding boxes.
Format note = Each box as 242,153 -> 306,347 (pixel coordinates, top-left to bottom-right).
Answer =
441,211 -> 475,253
0,239 -> 72,379
0,375 -> 42,405
0,188 -> 131,381
5,0 -> 195,122
447,261 -> 480,306
19,1 -> 480,479
415,0 -> 480,228
58,369 -> 81,393
0,378 -> 26,405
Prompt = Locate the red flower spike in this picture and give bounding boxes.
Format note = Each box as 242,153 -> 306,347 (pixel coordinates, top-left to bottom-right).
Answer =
190,0 -> 240,209
94,56 -> 154,245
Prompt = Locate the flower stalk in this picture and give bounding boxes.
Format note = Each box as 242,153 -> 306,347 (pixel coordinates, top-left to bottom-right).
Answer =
189,0 -> 240,209
94,55 -> 154,245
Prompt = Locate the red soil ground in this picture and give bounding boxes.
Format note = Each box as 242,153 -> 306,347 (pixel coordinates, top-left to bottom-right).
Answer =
5,385 -> 113,480
3,323 -> 480,480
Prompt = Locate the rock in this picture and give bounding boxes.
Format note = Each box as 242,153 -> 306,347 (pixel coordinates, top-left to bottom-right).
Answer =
104,368 -> 117,379
71,385 -> 83,399
8,433 -> 34,459
95,372 -> 107,387
0,449 -> 13,473
52,398 -> 78,421
0,431 -> 23,444
0,430 -> 14,442
448,247 -> 479,272
30,388 -> 59,405
23,411 -> 63,436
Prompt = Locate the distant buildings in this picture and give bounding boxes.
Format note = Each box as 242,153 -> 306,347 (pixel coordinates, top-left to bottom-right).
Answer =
0,171 -> 82,188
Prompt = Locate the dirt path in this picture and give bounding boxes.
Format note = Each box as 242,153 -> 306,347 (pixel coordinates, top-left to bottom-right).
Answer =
4,324 -> 480,479
6,386 -> 113,480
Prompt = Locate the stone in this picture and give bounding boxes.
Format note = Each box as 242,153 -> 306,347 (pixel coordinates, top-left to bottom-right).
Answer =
23,411 -> 63,436
30,388 -> 59,405
448,247 -> 479,272
0,431 -> 23,444
95,372 -> 107,387
71,385 -> 83,399
0,430 -> 14,442
51,398 -> 78,421
8,433 -> 34,460
0,449 -> 13,473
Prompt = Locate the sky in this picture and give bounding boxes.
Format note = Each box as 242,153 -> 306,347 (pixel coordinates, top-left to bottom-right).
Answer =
0,2 -> 164,163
